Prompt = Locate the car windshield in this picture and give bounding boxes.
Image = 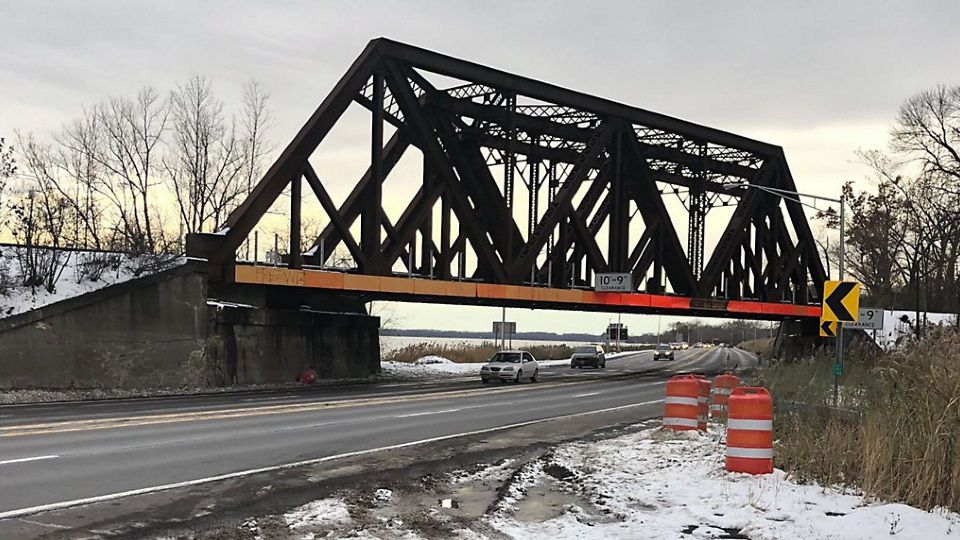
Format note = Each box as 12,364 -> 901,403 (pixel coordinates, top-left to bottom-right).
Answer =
573,346 -> 596,354
656,344 -> 670,351
489,352 -> 522,363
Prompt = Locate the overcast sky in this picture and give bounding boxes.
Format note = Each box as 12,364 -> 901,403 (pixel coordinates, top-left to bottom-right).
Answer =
2,1 -> 959,335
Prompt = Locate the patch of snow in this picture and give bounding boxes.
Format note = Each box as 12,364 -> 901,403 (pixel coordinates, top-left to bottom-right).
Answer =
605,350 -> 641,359
487,426 -> 960,539
535,359 -> 571,367
0,247 -> 181,318
284,498 -> 352,532
206,299 -> 257,310
413,355 -> 453,365
380,357 -> 483,381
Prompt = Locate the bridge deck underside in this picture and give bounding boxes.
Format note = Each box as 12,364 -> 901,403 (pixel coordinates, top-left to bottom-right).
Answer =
234,265 -> 820,321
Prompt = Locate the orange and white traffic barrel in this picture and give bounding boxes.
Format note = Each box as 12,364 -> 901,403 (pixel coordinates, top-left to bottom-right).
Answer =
692,374 -> 711,431
725,387 -> 774,474
663,374 -> 701,431
710,371 -> 741,421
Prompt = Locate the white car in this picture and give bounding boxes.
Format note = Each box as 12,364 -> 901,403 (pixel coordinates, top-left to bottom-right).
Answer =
480,350 -> 539,384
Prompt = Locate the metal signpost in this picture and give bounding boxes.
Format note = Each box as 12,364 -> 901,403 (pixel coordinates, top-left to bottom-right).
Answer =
607,322 -> 628,351
595,272 -> 632,292
492,321 -> 517,349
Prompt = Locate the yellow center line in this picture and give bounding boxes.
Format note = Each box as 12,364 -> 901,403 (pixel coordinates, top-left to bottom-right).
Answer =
0,378 -> 613,438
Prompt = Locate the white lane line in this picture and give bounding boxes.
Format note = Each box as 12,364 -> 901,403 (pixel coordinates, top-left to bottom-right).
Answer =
393,403 -> 496,418
0,399 -> 663,520
0,455 -> 59,466
16,517 -> 71,530
394,408 -> 463,418
572,391 -> 601,398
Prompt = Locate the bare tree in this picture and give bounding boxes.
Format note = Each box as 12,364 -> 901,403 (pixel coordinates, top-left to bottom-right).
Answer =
0,137 -> 15,211
240,80 -> 273,194
891,85 -> 960,189
56,89 -> 169,253
165,76 -> 272,238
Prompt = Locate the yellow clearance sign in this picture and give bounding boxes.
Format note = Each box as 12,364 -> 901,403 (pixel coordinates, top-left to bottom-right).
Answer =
821,280 -> 861,322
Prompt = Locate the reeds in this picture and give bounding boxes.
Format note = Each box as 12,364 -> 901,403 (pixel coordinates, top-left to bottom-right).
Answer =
383,341 -> 573,364
762,329 -> 960,512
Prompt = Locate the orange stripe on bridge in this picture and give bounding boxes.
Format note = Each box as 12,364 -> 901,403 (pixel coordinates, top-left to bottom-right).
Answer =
233,266 -> 821,319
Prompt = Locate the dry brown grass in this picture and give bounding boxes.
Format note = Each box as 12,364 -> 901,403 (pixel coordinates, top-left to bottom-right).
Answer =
760,329 -> 960,512
383,341 -> 573,364
738,337 -> 775,357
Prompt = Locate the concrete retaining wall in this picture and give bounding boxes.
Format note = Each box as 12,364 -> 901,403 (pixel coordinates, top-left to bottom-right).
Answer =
0,262 -> 212,389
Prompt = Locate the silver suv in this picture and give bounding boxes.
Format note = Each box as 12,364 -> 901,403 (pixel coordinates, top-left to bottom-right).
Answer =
570,345 -> 606,369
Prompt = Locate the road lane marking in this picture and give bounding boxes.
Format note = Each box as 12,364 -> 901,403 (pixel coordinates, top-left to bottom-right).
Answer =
393,403 -> 497,418
0,387 -> 557,436
16,518 -> 71,530
572,392 -> 601,398
0,398 -> 663,520
395,408 -> 464,418
1,377 -> 645,438
0,455 -> 59,465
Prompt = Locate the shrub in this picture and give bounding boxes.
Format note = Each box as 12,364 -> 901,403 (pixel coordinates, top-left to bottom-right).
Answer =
761,329 -> 960,512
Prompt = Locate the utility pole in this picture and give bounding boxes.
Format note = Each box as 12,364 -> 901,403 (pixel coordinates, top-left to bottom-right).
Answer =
656,314 -> 662,345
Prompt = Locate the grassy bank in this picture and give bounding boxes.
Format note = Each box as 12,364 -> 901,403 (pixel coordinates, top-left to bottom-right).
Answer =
383,341 -> 574,364
758,330 -> 960,513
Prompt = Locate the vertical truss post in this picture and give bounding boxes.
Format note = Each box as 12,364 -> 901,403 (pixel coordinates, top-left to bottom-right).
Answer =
527,144 -> 540,240
651,235 -> 663,293
420,165 -> 433,275
687,143 -> 707,279
609,130 -> 628,271
546,162 -> 556,264
504,92 -> 517,212
440,194 -> 451,279
363,72 -> 385,269
504,91 -> 517,265
289,174 -> 303,269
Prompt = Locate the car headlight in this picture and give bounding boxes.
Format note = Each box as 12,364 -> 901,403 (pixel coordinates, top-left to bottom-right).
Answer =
502,367 -> 514,372
481,366 -> 490,371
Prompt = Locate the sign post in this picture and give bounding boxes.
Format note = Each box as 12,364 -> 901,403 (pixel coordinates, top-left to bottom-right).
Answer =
492,321 -> 517,349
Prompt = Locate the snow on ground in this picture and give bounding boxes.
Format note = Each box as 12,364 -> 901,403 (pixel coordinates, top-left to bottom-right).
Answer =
0,247 -> 179,318
487,426 -> 960,539
273,426 -> 960,539
379,357 -> 485,381
284,498 -> 353,533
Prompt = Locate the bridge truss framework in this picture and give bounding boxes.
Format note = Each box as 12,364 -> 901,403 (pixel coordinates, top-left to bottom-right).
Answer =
187,38 -> 828,316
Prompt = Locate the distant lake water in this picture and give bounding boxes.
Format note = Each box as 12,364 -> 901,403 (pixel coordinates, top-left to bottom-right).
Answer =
380,335 -> 603,353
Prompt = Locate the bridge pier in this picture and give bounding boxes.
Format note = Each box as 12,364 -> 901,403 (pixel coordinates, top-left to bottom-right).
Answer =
207,283 -> 381,384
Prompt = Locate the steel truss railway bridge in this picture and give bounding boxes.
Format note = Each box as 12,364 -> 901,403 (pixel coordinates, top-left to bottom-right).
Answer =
187,38 -> 826,321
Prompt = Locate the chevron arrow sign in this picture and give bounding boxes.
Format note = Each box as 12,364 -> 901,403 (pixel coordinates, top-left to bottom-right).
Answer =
819,318 -> 838,337
821,280 -> 861,322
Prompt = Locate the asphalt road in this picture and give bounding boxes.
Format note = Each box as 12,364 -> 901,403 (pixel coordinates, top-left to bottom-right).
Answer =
0,346 -> 755,522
